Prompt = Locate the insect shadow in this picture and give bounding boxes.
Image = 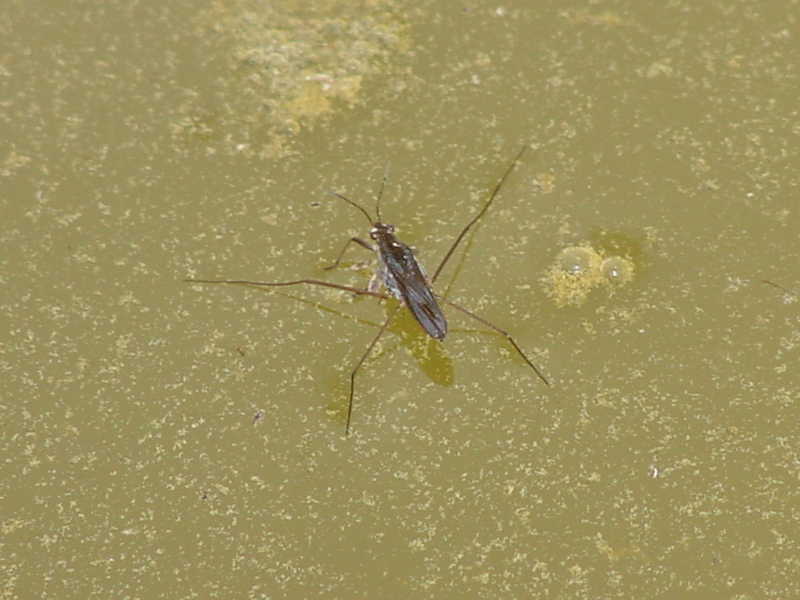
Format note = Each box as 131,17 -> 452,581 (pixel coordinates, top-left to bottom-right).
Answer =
186,146 -> 549,435
271,286 -> 457,387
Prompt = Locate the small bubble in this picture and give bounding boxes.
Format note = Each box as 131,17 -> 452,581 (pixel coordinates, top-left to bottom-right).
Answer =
601,256 -> 634,285
559,247 -> 594,275
544,245 -> 603,307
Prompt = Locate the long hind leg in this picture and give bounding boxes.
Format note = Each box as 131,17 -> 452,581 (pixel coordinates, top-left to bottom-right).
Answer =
438,296 -> 549,387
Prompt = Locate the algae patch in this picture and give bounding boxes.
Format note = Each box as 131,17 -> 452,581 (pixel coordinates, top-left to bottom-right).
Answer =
543,243 -> 635,307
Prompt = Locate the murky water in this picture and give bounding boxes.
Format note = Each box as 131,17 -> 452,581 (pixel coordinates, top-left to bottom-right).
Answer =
2,0 -> 798,598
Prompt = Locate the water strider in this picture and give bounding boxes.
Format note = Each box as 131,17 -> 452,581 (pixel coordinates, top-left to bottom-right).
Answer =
186,146 -> 549,435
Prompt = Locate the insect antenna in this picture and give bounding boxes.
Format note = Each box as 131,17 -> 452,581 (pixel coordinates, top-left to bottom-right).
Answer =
326,162 -> 391,225
325,191 -> 374,226
374,162 -> 390,223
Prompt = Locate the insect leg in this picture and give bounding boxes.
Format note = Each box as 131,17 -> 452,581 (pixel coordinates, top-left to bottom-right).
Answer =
346,303 -> 402,436
438,296 -> 550,386
432,146 -> 527,284
184,277 -> 390,300
324,237 -> 375,271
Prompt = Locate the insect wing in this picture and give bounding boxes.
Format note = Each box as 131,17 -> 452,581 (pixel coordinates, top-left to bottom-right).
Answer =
400,275 -> 448,341
379,240 -> 447,341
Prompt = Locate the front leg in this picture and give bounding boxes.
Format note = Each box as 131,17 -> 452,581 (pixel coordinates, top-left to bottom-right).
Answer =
324,237 -> 374,271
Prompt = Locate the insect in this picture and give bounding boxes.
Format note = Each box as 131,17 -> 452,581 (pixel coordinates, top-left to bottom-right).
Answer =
186,147 -> 549,435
